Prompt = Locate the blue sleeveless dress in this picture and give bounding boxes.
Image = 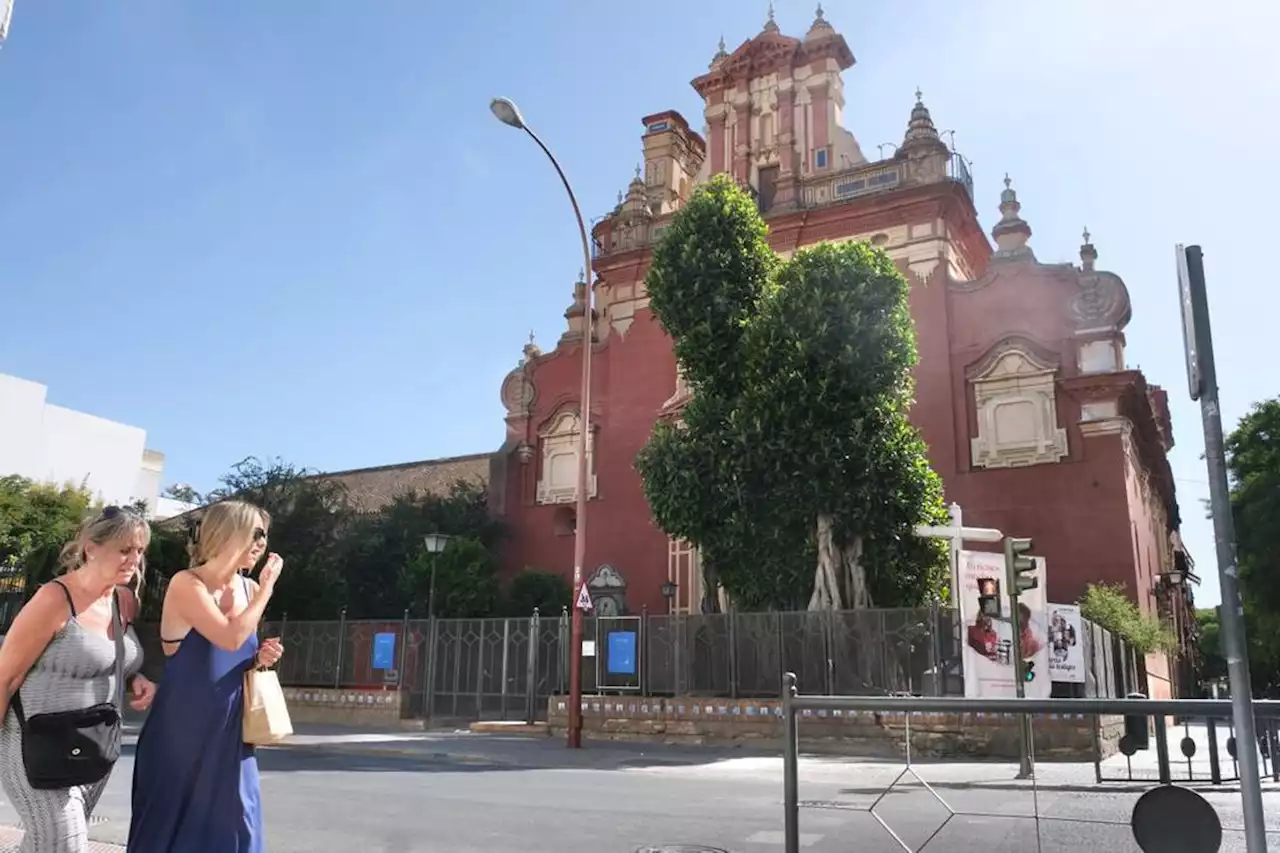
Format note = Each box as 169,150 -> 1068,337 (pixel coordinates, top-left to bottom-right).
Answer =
128,615 -> 263,852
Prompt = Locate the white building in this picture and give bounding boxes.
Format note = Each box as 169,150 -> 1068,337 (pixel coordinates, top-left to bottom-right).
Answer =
0,373 -> 192,519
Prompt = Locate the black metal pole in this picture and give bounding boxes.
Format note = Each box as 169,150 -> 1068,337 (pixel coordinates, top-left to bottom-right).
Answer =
782,672 -> 800,853
1179,244 -> 1267,849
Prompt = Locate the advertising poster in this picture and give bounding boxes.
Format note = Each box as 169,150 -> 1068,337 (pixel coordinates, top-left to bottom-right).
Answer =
1046,603 -> 1085,684
958,550 -> 1050,699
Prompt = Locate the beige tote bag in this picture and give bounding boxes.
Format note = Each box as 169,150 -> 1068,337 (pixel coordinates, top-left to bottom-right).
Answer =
243,667 -> 293,745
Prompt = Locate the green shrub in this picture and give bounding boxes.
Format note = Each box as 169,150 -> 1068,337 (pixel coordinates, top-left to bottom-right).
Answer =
1079,582 -> 1178,654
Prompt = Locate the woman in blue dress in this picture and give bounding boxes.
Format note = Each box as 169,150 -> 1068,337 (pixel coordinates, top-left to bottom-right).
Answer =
129,500 -> 285,853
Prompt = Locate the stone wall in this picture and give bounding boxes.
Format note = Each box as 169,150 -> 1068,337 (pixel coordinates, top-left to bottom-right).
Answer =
548,695 -> 1123,761
284,687 -> 408,727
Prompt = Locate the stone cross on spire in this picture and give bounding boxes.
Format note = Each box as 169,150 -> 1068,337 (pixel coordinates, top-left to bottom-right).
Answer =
1080,226 -> 1098,271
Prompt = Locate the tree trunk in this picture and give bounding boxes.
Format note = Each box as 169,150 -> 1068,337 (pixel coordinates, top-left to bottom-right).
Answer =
700,559 -> 722,614
808,513 -> 843,611
841,536 -> 872,610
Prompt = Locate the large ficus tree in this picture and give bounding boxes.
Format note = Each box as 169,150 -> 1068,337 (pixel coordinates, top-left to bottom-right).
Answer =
1225,396 -> 1280,692
636,174 -> 949,611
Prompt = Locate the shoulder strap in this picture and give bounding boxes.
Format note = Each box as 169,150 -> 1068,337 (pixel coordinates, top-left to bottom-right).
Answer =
111,590 -> 125,713
49,580 -> 76,617
13,581 -> 78,727
11,586 -> 123,726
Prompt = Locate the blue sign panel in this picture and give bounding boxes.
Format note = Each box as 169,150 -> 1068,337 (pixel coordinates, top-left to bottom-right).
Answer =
606,631 -> 637,676
371,632 -> 396,670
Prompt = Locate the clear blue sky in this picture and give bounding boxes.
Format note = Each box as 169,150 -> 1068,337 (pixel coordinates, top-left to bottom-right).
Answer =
2,1 -> 1273,607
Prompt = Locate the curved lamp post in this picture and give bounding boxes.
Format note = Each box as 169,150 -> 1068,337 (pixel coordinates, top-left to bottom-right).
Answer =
489,96 -> 594,749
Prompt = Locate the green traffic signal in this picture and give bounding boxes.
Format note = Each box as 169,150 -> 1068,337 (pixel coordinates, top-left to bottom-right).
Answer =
1003,536 -> 1038,596
1024,660 -> 1036,682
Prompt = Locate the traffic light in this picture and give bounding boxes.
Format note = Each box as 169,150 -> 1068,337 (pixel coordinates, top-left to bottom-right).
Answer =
1023,659 -> 1036,682
977,577 -> 1001,618
1004,537 -> 1038,597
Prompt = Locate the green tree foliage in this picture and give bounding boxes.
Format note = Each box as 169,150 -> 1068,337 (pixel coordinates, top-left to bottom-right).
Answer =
1193,397 -> 1280,694
145,460 -> 512,620
1194,608 -> 1226,684
151,457 -> 356,620
504,570 -> 572,617
1079,582 -> 1177,655
340,482 -> 503,618
0,476 -> 94,589
636,175 -> 949,611
402,536 -> 501,618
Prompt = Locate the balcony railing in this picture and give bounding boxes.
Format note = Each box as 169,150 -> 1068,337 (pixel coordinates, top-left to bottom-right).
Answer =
948,151 -> 974,200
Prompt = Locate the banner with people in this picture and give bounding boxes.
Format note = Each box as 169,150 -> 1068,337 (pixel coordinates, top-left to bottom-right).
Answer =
1046,603 -> 1085,684
958,550 -> 1050,699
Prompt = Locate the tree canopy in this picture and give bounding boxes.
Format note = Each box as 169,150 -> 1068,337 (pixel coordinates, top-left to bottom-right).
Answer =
0,475 -> 94,589
1220,396 -> 1280,694
636,174 -> 949,612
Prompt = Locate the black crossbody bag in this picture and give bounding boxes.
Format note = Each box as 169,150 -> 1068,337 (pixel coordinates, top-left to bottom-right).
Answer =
11,584 -> 126,790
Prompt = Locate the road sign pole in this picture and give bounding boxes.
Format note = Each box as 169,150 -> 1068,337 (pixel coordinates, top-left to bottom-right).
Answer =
1178,244 -> 1267,850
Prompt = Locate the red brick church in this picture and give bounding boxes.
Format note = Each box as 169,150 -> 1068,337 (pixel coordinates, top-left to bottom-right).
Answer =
325,9 -> 1196,691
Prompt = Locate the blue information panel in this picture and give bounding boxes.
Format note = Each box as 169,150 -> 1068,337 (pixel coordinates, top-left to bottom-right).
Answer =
371,632 -> 396,670
606,631 -> 637,676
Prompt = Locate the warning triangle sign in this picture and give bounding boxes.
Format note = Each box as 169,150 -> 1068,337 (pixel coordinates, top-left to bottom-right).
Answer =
575,583 -> 594,611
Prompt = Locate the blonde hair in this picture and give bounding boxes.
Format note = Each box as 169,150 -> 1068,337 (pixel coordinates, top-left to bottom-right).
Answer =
188,500 -> 270,569
57,506 -> 153,595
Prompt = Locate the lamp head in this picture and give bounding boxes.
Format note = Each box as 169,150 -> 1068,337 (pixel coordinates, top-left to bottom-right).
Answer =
490,97 -> 525,129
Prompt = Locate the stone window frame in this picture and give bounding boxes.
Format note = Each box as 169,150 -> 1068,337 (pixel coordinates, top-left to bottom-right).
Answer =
967,337 -> 1069,470
535,409 -> 598,505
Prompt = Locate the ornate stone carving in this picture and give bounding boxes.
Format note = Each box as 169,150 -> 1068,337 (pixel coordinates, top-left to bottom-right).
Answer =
535,410 -> 598,505
587,564 -> 627,616
500,367 -> 536,418
1071,270 -> 1132,331
968,341 -> 1069,470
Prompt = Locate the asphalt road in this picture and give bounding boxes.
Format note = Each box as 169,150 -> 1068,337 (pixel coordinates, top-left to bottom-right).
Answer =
1,731 -> 1278,852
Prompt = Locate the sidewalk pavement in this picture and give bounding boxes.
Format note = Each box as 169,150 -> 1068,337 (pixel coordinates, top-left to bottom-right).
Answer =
0,824 -> 123,852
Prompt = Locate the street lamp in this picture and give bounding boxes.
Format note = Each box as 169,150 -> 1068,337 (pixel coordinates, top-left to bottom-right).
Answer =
660,580 -> 677,612
423,533 -> 451,619
490,95 -> 595,750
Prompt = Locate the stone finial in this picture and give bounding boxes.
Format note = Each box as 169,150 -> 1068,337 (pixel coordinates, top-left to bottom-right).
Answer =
521,330 -> 542,363
991,174 -> 1034,257
710,35 -> 729,68
763,1 -> 779,32
806,3 -> 835,39
634,163 -> 642,181
902,89 -> 941,146
1080,226 -> 1098,272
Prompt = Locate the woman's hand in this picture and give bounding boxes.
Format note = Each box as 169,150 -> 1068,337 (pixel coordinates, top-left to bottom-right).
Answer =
129,675 -> 158,711
257,637 -> 284,669
258,554 -> 284,592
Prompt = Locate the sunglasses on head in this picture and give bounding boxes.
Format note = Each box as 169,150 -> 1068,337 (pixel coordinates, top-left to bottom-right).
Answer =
101,505 -> 140,520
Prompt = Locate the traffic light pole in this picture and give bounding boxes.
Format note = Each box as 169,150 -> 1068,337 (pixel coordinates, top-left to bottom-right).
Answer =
1004,536 -> 1037,780
1008,589 -> 1033,779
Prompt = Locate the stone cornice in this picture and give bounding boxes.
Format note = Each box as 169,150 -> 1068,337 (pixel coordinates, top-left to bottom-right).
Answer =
1062,370 -> 1180,527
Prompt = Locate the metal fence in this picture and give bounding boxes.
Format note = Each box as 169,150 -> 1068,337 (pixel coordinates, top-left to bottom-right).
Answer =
779,679 -> 1280,853
132,606 -> 1141,723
